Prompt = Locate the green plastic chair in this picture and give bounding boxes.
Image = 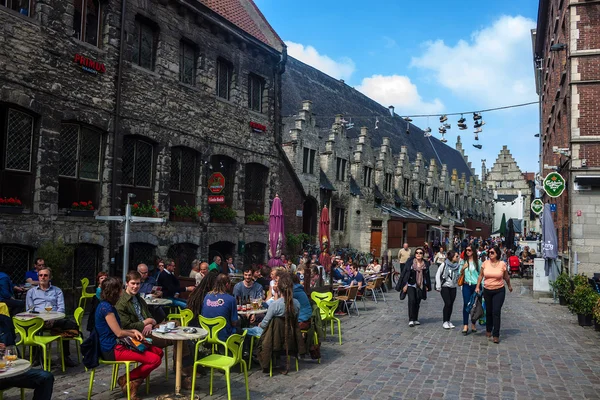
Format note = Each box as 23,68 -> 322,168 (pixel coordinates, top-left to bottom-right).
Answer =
318,300 -> 342,345
0,388 -> 24,400
311,291 -> 333,320
166,306 -> 183,324
78,278 -> 96,310
197,315 -> 227,357
61,307 -> 84,362
191,332 -> 249,400
13,317 -> 64,371
87,359 -> 149,400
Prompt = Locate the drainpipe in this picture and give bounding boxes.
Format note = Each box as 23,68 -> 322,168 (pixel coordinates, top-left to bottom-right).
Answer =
109,0 -> 128,272
274,45 -> 287,145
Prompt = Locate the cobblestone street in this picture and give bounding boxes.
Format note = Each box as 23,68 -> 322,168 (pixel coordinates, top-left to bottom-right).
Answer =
3,280 -> 600,399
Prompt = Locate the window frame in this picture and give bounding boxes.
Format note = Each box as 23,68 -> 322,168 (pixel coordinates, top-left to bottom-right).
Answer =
1,0 -> 32,17
418,183 -> 425,200
2,108 -> 34,173
334,207 -> 345,231
384,173 -> 393,193
72,0 -> 102,47
248,73 -> 264,112
432,187 -> 439,203
216,58 -> 233,100
179,39 -> 196,85
336,157 -> 347,182
122,136 -> 154,189
132,17 -> 158,70
402,178 -> 410,197
59,123 -> 103,181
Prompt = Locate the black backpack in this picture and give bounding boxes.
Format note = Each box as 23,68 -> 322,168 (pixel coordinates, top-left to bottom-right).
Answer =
81,329 -> 101,369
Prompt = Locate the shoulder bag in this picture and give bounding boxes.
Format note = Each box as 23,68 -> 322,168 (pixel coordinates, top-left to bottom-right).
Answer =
457,269 -> 465,287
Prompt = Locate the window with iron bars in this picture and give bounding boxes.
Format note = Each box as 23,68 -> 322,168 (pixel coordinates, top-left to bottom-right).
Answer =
1,0 -> 31,16
384,173 -> 393,192
121,242 -> 156,272
248,74 -> 264,112
244,163 -> 268,216
0,244 -> 31,284
418,183 -> 425,200
363,166 -> 372,187
179,40 -> 196,85
167,243 -> 198,277
336,158 -> 347,181
72,0 -> 102,47
303,148 -> 315,174
132,17 -> 157,70
403,178 -> 410,197
170,147 -> 198,209
59,123 -> 103,208
334,207 -> 345,231
217,58 -> 233,100
122,136 -> 154,204
0,107 -> 34,206
432,187 -> 439,204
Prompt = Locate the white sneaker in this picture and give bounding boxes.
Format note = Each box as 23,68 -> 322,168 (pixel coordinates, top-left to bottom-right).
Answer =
443,322 -> 450,329
414,321 -> 421,326
408,321 -> 415,327
448,322 -> 455,328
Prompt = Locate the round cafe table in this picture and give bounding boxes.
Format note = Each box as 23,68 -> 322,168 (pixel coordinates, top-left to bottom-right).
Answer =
14,311 -> 65,322
238,308 -> 268,316
0,359 -> 31,380
143,298 -> 172,306
152,326 -> 207,395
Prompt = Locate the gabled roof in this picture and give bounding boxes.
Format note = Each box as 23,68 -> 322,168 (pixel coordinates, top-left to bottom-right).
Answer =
199,0 -> 284,51
320,169 -> 336,191
350,177 -> 363,197
380,205 -> 438,224
373,186 -> 384,200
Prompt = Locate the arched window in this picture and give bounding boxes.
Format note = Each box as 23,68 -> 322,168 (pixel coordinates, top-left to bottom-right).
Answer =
73,0 -> 102,47
0,106 -> 35,207
167,243 -> 198,277
170,146 -> 198,212
59,123 -> 104,209
122,136 -> 154,204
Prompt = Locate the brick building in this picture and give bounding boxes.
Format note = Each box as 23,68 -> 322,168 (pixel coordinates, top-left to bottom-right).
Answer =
281,57 -> 494,258
0,0 -> 302,286
534,0 -> 600,275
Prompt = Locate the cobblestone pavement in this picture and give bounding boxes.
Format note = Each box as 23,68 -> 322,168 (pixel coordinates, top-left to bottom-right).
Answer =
3,279 -> 600,399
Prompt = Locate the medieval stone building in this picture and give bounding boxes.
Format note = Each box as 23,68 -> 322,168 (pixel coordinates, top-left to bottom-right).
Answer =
0,0 -> 302,286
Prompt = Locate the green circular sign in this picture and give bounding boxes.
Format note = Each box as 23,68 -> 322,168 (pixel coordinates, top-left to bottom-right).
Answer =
543,172 -> 565,198
531,198 -> 544,215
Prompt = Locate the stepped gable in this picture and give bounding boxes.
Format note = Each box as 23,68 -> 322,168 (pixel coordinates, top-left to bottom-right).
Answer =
200,0 -> 284,51
282,56 -> 473,177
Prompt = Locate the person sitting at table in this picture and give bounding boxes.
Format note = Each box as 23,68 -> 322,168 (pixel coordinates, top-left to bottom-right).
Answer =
96,277 -> 163,400
0,264 -> 25,316
343,264 -> 365,289
256,265 -> 271,292
266,268 -> 279,302
195,262 -> 209,286
289,273 -> 312,329
233,266 -> 264,301
187,271 -> 218,324
309,264 -> 321,288
157,259 -> 194,309
366,259 -> 382,274
201,274 -> 239,343
25,258 -> 45,286
0,342 -> 55,400
95,271 -> 108,299
137,264 -> 157,296
331,259 -> 346,282
189,259 -> 201,279
225,255 -> 238,274
25,267 -> 78,368
209,255 -> 222,273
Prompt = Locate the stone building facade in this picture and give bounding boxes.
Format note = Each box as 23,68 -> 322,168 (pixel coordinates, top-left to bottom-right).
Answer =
485,146 -> 535,234
0,0 -> 297,286
534,0 -> 600,275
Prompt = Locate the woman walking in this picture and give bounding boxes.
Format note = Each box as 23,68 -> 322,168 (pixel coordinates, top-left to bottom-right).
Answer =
433,246 -> 447,268
435,250 -> 460,329
399,247 -> 431,327
460,245 -> 480,335
475,245 -> 513,343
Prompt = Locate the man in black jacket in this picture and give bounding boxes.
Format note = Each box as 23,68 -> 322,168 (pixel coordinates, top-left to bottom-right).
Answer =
156,259 -> 194,308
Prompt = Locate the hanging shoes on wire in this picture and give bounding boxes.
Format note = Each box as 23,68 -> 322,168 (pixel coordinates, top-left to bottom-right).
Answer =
424,127 -> 432,137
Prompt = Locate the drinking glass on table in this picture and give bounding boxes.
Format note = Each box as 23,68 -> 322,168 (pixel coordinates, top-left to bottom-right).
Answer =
44,302 -> 53,313
4,345 -> 18,366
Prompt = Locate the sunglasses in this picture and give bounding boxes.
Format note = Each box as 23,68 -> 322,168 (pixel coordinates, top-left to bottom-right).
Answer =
489,251 -> 496,255
38,274 -> 49,277
466,249 -> 473,252
415,251 -> 424,255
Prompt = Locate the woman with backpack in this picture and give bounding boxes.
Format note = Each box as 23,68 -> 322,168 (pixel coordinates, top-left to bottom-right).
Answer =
435,250 -> 460,329
459,245 -> 480,335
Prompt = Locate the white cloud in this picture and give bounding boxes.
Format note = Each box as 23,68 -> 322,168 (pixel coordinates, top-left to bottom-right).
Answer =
410,15 -> 537,106
356,74 -> 444,114
285,41 -> 355,80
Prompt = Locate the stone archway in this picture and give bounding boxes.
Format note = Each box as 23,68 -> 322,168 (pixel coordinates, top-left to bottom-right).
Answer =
208,241 -> 236,273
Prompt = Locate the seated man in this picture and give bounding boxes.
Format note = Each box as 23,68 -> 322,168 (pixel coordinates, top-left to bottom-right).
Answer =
25,267 -> 77,367
290,273 -> 312,329
25,258 -> 45,286
201,274 -> 239,342
157,259 -> 194,309
0,343 -> 54,400
233,266 -> 265,301
137,263 -> 157,296
343,264 -> 365,289
209,256 -> 222,273
195,262 -> 209,286
0,266 -> 25,316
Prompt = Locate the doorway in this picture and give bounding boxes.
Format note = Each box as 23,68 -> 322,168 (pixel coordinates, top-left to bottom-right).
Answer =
302,196 -> 318,239
370,220 -> 383,258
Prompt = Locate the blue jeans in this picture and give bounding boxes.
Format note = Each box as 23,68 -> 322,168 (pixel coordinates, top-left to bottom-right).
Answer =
0,369 -> 54,400
169,297 -> 187,309
462,284 -> 477,325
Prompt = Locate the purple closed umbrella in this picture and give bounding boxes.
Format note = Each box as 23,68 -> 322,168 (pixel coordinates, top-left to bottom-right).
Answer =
268,194 -> 285,267
542,203 -> 559,279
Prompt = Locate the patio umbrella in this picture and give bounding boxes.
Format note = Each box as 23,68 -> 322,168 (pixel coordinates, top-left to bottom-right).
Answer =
542,203 -> 559,279
319,206 -> 331,267
268,195 -> 284,267
506,218 -> 516,252
497,213 -> 507,236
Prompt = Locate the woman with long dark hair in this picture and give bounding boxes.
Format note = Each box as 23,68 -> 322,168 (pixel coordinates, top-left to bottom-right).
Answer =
475,245 -> 512,343
186,271 -> 218,323
460,245 -> 480,335
95,277 -> 163,400
398,247 -> 431,327
435,250 -> 460,329
200,274 -> 238,341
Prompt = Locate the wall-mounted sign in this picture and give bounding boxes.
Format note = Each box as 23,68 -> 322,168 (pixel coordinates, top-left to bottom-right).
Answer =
550,203 -> 557,212
208,172 -> 225,194
296,210 -> 303,217
73,53 -> 106,75
208,195 -> 225,204
250,121 -> 267,133
531,198 -> 544,215
543,172 -> 565,198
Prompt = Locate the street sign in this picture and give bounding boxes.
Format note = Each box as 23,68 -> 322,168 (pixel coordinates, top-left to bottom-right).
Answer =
208,195 -> 225,204
543,172 -> 566,197
208,172 -> 225,194
531,198 -> 544,215
550,203 -> 557,212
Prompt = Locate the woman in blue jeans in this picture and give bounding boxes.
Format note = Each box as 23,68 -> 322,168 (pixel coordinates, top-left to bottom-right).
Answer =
460,245 -> 480,335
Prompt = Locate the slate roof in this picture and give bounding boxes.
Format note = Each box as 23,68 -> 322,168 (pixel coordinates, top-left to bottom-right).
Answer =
380,205 -> 438,224
319,169 -> 335,191
394,191 -> 404,205
373,186 -> 385,200
349,177 -> 363,197
282,56 -> 474,178
199,0 -> 284,50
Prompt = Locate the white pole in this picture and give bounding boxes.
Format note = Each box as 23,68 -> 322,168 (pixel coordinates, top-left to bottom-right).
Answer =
122,196 -> 133,284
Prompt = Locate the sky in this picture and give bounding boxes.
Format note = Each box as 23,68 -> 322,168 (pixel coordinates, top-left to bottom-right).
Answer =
254,0 -> 540,176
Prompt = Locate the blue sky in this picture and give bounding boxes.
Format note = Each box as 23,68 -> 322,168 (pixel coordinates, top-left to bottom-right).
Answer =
255,0 -> 540,176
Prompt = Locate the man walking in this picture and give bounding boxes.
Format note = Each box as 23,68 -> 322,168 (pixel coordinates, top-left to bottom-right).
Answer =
397,243 -> 411,274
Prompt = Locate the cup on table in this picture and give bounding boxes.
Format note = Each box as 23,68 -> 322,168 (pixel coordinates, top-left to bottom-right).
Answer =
0,359 -> 6,370
157,324 -> 168,333
166,321 -> 176,330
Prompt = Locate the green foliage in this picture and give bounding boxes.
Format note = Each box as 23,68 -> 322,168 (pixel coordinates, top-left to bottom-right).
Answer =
132,201 -> 158,217
36,239 -> 74,289
173,202 -> 201,220
246,212 -> 266,222
572,274 -> 589,288
286,233 -> 310,256
210,204 -> 236,221
550,273 -> 573,300
568,284 -> 599,315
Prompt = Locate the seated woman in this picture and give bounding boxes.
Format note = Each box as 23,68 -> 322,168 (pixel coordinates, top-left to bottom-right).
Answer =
366,259 -> 381,274
290,273 -> 312,329
200,274 -> 239,343
95,277 -> 163,400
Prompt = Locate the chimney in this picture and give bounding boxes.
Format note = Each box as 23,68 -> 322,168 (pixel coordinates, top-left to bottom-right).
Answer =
302,100 -> 312,112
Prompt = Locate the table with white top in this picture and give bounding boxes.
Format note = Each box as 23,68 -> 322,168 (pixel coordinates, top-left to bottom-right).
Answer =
143,298 -> 172,306
0,359 -> 31,380
152,326 -> 207,395
14,311 -> 65,322
237,308 -> 268,316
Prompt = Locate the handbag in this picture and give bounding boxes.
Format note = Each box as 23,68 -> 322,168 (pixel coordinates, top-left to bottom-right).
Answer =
470,294 -> 484,323
118,337 -> 148,353
457,270 -> 465,287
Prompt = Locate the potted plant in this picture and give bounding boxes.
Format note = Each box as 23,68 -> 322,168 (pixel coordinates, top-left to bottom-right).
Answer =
68,200 -> 95,217
0,196 -> 24,214
246,211 -> 266,225
568,284 -> 599,326
593,298 -> 600,332
132,200 -> 159,217
210,204 -> 236,223
550,273 -> 572,305
172,202 -> 202,222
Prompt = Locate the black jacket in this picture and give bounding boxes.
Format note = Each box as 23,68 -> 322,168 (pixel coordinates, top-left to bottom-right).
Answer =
399,257 -> 432,299
157,271 -> 186,298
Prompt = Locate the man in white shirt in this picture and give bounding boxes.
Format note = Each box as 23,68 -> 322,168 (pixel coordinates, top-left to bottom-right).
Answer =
397,243 -> 411,273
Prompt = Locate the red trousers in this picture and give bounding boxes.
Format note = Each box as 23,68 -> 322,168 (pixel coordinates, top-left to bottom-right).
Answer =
113,344 -> 164,381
